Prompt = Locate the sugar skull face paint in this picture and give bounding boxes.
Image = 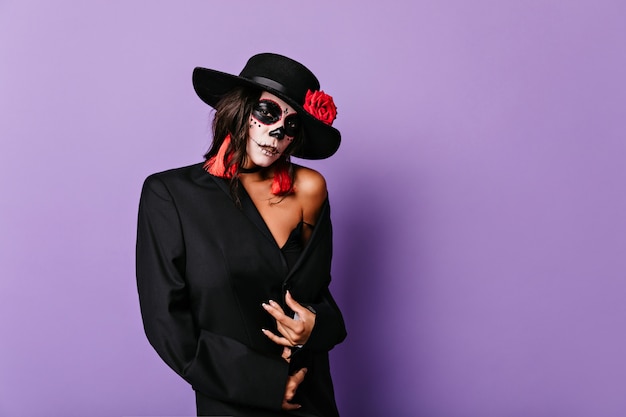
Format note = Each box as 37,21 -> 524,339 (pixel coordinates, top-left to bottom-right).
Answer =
246,92 -> 299,168
251,97 -> 301,137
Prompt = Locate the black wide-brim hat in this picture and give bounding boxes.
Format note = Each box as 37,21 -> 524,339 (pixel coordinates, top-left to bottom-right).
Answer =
192,53 -> 341,160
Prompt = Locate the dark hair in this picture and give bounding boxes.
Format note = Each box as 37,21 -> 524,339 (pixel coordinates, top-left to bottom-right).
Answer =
203,86 -> 305,199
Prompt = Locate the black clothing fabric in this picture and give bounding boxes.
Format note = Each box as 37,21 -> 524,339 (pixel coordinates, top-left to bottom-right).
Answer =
136,163 -> 346,416
281,221 -> 305,270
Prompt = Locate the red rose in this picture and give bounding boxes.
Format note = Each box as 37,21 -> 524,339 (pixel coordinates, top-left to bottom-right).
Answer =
303,90 -> 337,125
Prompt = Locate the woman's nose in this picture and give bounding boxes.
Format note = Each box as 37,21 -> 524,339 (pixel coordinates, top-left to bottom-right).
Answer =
269,126 -> 285,140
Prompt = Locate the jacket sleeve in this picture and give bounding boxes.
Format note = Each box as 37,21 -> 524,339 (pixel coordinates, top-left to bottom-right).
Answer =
295,200 -> 347,352
136,175 -> 288,410
302,287 -> 347,351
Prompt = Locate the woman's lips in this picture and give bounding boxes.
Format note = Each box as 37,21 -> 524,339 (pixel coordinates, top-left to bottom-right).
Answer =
253,139 -> 279,156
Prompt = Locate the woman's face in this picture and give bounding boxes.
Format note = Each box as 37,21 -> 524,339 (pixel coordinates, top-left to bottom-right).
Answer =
246,91 -> 300,168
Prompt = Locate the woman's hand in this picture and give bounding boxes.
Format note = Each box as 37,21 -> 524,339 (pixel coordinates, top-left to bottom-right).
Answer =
282,368 -> 307,411
262,291 -> 316,347
281,346 -> 292,363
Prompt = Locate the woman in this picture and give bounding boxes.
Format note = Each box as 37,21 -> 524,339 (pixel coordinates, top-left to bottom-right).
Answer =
136,53 -> 347,417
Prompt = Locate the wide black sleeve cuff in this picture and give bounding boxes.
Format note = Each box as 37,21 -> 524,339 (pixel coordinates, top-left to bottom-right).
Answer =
302,288 -> 347,351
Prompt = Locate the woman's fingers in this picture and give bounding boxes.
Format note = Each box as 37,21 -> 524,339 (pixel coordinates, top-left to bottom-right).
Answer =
281,368 -> 307,411
284,291 -> 306,315
261,328 -> 292,347
261,301 -> 300,344
261,300 -> 287,323
262,293 -> 316,346
261,301 -> 297,343
281,346 -> 292,363
263,299 -> 285,314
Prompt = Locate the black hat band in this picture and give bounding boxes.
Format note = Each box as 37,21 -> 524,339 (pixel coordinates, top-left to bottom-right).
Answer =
247,76 -> 300,103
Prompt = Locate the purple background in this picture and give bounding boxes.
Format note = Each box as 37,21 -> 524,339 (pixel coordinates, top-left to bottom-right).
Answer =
1,1 -> 625,416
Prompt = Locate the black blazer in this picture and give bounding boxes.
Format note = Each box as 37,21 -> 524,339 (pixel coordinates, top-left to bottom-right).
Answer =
136,163 -> 346,417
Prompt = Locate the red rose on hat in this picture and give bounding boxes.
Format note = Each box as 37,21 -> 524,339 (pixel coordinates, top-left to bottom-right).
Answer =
303,90 -> 337,125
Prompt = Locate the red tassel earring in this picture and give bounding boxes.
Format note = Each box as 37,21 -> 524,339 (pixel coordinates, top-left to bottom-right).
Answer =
271,156 -> 294,196
204,134 -> 237,178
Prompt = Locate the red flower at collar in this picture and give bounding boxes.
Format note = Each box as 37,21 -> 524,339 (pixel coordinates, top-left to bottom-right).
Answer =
303,90 -> 337,125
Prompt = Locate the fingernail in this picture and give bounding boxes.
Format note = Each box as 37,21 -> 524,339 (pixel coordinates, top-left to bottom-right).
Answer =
269,299 -> 277,306
261,328 -> 267,333
261,303 -> 269,309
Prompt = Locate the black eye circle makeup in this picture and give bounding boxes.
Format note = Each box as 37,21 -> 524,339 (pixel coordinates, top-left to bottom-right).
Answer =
252,99 -> 282,125
251,98 -> 300,137
284,114 -> 300,137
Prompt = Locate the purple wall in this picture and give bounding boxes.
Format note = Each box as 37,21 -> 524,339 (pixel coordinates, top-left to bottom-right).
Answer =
2,1 -> 625,416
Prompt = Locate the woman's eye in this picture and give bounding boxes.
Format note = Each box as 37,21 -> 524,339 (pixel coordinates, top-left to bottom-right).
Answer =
253,99 -> 283,124
284,115 -> 300,136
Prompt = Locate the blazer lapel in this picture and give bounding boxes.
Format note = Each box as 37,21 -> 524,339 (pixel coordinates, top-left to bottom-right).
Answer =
237,184 -> 278,247
206,172 -> 277,248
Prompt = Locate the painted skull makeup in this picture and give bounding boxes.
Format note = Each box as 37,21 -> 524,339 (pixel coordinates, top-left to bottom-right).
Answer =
251,99 -> 301,137
246,92 -> 299,168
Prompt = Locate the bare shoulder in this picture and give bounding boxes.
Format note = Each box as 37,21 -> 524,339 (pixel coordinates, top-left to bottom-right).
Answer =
293,165 -> 328,222
294,166 -> 327,198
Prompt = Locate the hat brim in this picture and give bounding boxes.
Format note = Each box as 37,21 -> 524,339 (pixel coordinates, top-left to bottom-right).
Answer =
193,67 -> 340,160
